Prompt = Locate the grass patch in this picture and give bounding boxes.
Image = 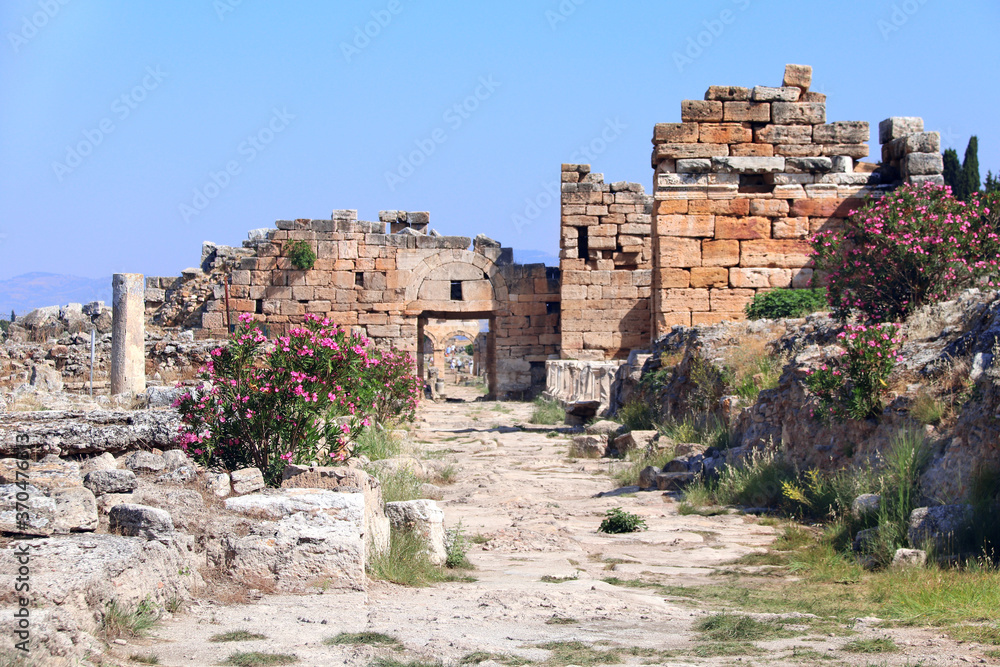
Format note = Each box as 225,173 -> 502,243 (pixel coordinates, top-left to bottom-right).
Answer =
841,637 -> 899,653
544,616 -> 578,625
210,630 -> 268,642
129,655 -> 160,665
719,334 -> 786,404
368,529 -> 473,586
677,502 -> 727,516
689,642 -> 762,658
445,521 -> 473,569
540,574 -> 578,583
369,660 -> 442,667
366,466 -> 424,503
459,651 -> 532,665
694,613 -> 789,641
598,507 -> 647,533
101,598 -> 159,639
659,415 -> 731,450
533,641 -> 673,666
221,652 -> 298,667
616,399 -> 655,431
353,427 -> 404,461
529,398 -> 564,425
470,533 -> 490,545
611,446 -> 676,488
324,631 -> 401,647
432,463 -> 458,485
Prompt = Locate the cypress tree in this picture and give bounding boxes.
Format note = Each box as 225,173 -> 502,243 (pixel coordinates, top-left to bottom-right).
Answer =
985,171 -> 1000,194
958,136 -> 980,201
942,148 -> 961,194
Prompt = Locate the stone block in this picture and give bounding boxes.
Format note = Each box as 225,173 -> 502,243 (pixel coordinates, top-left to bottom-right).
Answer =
903,152 -> 943,176
818,144 -> 870,159
782,64 -> 812,90
124,451 -> 165,474
680,100 -> 723,122
812,121 -> 870,144
711,156 -> 785,174
109,503 -> 175,541
705,85 -> 750,101
701,240 -> 740,267
730,143 -> 774,156
657,214 -> 713,237
653,143 -> 729,161
710,288 -> 755,312
754,124 -> 813,144
385,499 -> 446,565
570,435 -> 607,458
749,199 -> 789,216
789,197 -> 864,218
786,157 -> 833,173
740,239 -> 813,268
0,484 -> 98,536
231,467 -> 265,495
723,101 -> 770,123
751,86 -> 800,102
715,216 -> 770,240
689,198 -> 750,215
661,289 -> 710,311
656,472 -> 695,491
698,123 -> 752,144
729,267 -> 792,288
659,268 -> 691,288
659,238 -> 701,267
771,217 -> 810,239
792,268 -> 814,288
653,123 -> 699,143
676,158 -> 712,173
878,116 -> 924,144
771,102 -> 826,125
831,156 -> 853,173
83,470 -> 138,496
905,131 -> 940,154
690,267 -> 729,288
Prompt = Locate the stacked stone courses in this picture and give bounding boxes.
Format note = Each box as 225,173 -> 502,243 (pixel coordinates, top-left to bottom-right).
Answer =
643,64 -> 943,335
559,164 -> 654,361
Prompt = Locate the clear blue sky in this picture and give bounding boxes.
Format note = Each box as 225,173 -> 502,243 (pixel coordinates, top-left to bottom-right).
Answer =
1,0 -> 997,281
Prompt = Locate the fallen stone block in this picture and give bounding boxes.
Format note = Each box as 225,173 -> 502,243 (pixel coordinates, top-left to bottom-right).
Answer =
109,503 -> 175,542
83,469 -> 138,496
0,483 -> 97,536
230,467 -> 265,495
656,472 -> 695,491
570,435 -> 607,458
123,451 -> 166,474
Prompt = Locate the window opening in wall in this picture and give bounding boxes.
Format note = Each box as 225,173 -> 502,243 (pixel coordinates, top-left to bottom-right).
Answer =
450,280 -> 462,300
577,226 -> 588,259
545,301 -> 560,315
255,300 -> 263,315
738,174 -> 775,194
355,272 -> 364,287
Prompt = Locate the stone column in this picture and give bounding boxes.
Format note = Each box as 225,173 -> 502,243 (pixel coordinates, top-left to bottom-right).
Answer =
110,273 -> 145,396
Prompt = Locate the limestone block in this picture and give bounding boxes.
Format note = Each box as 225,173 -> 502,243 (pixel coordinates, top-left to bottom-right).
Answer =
904,131 -> 940,154
715,216 -> 770,240
878,116 -> 924,144
662,289 -> 710,311
771,217 -> 810,239
723,101 -> 770,123
812,121 -> 869,144
680,100 -> 723,122
653,143 -> 729,161
789,197 -> 863,218
109,503 -> 175,541
729,268 -> 792,288
903,152 -> 944,176
755,124 -> 812,144
786,157 -> 833,173
83,470 -> 138,496
818,143 -> 870,159
657,214 -> 713,237
749,199 -> 789,217
791,268 -> 814,288
659,269 -> 691,288
231,467 -> 265,495
613,430 -> 658,455
709,288 -> 755,312
385,500 -> 447,565
751,86 -> 800,102
908,504 -> 972,553
675,158 -> 712,173
123,451 -> 165,474
705,85 -> 750,101
653,123 -> 698,143
690,267 -> 729,288
771,102 -> 826,125
0,484 -> 98,536
711,157 -> 785,174
698,123 -> 752,144
740,239 -> 813,268
570,435 -> 608,458
782,64 -> 812,90
701,240 -> 740,267
0,456 -> 81,490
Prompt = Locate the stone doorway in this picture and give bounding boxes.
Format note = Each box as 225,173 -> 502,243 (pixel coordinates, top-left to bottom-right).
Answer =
416,312 -> 496,400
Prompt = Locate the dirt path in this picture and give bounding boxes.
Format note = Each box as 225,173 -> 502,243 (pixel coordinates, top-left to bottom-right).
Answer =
125,389 -> 982,666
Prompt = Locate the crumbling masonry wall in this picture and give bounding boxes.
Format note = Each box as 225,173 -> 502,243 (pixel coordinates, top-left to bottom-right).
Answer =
558,165 -> 654,361
188,211 -> 560,397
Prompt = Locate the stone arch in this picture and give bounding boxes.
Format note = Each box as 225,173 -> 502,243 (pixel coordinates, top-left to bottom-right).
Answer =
404,250 -> 509,314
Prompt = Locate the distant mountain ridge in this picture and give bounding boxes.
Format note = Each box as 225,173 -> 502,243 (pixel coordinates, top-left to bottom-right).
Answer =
0,273 -> 113,318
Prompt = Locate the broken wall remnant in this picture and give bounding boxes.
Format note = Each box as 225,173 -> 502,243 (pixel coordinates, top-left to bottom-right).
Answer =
110,273 -> 145,396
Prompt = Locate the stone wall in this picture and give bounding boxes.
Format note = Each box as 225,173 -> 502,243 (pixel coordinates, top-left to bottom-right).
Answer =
647,64 -> 943,335
184,210 -> 560,398
559,165 -> 654,360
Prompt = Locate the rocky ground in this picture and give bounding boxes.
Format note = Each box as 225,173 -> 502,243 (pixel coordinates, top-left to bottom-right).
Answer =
90,385 -> 991,667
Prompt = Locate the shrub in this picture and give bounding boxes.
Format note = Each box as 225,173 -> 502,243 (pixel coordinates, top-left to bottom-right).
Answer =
445,521 -> 472,569
745,288 -> 828,320
528,397 -> 564,425
285,240 -> 316,270
175,313 -> 421,485
598,507 -> 647,533
616,399 -> 655,431
812,183 -> 1000,322
804,323 -> 903,421
101,598 -> 159,639
704,447 -> 795,509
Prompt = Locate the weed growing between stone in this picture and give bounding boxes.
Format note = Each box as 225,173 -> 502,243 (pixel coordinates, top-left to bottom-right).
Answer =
100,598 -> 160,640
368,528 -> 474,586
353,428 -> 404,461
615,398 -> 655,431
128,654 -> 161,665
365,466 -> 424,503
210,630 -> 268,642
323,632 -> 402,647
445,521 -> 472,569
598,507 -> 647,533
221,651 -> 298,666
611,445 -> 676,488
528,397 -> 564,424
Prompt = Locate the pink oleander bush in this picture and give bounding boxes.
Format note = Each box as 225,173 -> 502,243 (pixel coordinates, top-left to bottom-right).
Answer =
174,313 -> 421,485
812,182 -> 1000,322
805,323 -> 904,422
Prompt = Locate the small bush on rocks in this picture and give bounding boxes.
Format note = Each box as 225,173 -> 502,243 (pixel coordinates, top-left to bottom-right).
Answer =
805,323 -> 904,422
528,397 -> 564,425
285,240 -> 316,270
813,182 -> 1000,322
